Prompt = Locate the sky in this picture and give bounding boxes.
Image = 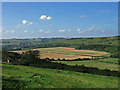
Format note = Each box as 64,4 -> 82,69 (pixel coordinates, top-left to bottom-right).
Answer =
2,2 -> 118,39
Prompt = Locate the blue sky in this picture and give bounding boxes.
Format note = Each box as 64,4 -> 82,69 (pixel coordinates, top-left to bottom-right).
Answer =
2,2 -> 118,39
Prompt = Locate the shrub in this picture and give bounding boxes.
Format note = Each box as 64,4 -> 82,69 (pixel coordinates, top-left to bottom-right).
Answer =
20,50 -> 40,65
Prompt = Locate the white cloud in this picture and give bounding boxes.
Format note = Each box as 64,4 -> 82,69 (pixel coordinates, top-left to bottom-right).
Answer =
59,30 -> 65,33
88,26 -> 95,31
77,28 -> 80,32
77,28 -> 82,33
40,15 -> 47,20
39,15 -> 52,20
39,29 -> 43,33
22,20 -> 28,24
80,15 -> 87,18
22,20 -> 33,26
47,16 -> 52,20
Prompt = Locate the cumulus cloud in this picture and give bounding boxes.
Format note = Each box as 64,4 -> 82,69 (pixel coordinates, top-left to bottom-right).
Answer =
22,20 -> 33,26
59,30 -> 65,33
80,15 -> 87,18
88,26 -> 95,31
47,16 -> 52,20
77,28 -> 80,32
77,28 -> 82,33
39,15 -> 52,20
22,20 -> 28,24
40,15 -> 47,20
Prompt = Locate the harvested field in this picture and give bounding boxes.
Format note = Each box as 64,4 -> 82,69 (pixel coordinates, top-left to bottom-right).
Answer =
40,52 -> 92,60
13,47 -> 108,60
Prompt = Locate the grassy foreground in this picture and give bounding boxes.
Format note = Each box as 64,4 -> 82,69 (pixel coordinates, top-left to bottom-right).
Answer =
2,64 -> 118,88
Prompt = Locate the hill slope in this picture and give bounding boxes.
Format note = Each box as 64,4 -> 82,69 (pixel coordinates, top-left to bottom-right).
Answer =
2,64 -> 118,88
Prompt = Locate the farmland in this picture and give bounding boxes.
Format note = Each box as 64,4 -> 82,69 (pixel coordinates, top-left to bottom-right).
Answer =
2,36 -> 120,88
12,47 -> 119,71
14,47 -> 109,60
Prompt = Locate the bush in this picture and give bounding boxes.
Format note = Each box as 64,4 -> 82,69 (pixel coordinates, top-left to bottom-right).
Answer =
2,50 -> 21,64
20,50 -> 40,65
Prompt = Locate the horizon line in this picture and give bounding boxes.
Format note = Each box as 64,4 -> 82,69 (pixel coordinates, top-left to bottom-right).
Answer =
1,35 -> 119,39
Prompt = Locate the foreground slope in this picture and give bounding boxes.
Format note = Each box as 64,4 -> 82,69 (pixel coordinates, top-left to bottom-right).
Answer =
2,64 -> 118,88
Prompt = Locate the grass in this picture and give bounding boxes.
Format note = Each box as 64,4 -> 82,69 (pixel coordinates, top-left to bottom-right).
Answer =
52,58 -> 119,71
99,58 -> 119,64
2,64 -> 119,88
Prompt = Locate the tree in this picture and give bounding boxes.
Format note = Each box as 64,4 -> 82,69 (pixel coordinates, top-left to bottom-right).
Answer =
20,50 -> 40,65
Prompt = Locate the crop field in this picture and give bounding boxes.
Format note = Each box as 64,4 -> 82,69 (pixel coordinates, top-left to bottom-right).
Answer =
14,47 -> 109,60
2,64 -> 119,88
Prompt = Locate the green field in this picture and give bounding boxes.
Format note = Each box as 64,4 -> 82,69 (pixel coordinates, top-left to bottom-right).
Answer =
2,64 -> 119,88
53,58 -> 119,71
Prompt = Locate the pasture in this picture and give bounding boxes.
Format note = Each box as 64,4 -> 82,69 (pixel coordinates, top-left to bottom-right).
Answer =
2,64 -> 119,88
53,58 -> 119,71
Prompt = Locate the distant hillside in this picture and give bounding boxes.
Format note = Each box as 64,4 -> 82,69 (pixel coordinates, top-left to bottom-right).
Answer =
2,38 -> 64,44
1,38 -> 64,50
1,36 -> 119,58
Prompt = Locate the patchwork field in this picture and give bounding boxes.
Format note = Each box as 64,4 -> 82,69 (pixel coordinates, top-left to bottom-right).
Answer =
13,47 -> 108,60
